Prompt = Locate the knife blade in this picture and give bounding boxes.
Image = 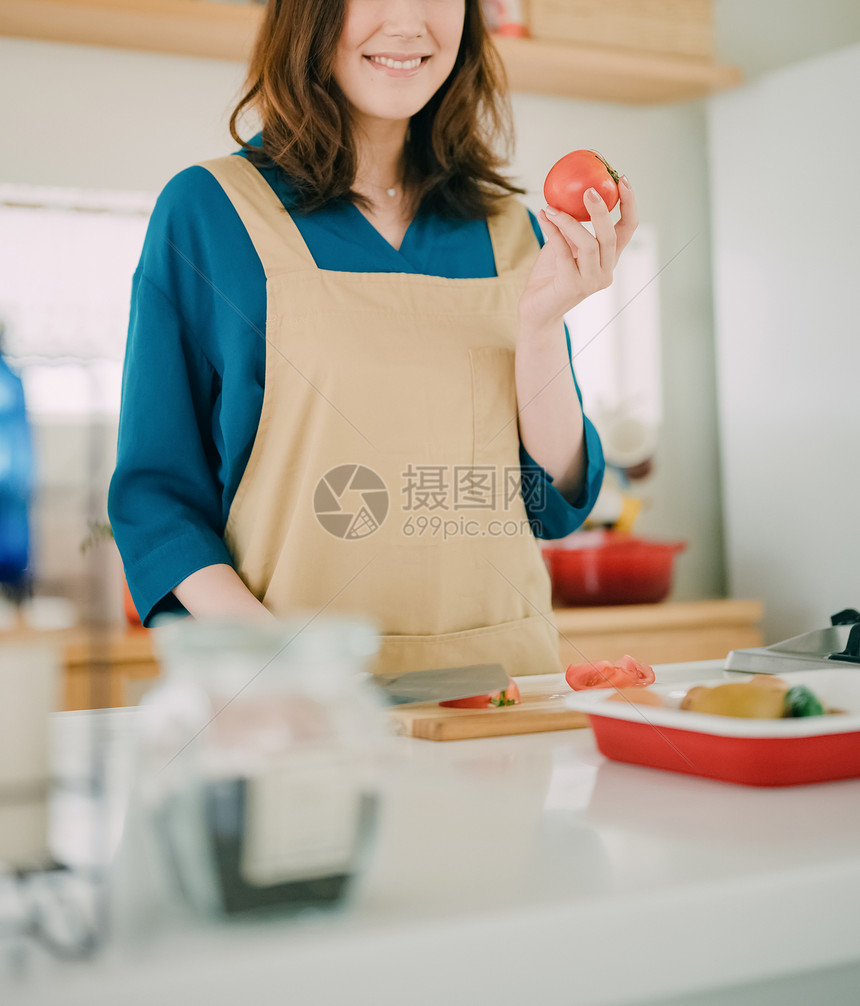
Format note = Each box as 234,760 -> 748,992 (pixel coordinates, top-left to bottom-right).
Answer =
369,663 -> 510,706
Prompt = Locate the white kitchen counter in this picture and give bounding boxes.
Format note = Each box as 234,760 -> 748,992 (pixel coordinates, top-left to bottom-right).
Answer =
7,661 -> 860,1006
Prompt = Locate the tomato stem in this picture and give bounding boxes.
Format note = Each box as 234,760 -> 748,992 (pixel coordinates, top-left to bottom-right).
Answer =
590,150 -> 620,185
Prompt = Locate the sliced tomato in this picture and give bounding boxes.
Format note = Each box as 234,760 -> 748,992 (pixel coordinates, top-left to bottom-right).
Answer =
565,660 -> 622,690
439,694 -> 491,709
489,679 -> 521,707
615,654 -> 655,684
565,654 -> 655,691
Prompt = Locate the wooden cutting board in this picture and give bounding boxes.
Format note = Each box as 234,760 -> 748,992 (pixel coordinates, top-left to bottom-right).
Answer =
388,673 -> 590,741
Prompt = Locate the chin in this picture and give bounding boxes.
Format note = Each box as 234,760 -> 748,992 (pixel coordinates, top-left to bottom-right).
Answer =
357,98 -> 432,124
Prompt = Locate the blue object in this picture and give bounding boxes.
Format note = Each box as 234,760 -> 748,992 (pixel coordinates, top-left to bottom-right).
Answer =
109,134 -> 604,626
0,350 -> 33,585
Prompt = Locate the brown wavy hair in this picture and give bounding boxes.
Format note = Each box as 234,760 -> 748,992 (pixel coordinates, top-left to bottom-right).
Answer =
228,0 -> 524,218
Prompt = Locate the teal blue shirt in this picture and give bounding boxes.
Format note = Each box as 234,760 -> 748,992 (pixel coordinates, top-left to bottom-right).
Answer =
108,136 -> 604,626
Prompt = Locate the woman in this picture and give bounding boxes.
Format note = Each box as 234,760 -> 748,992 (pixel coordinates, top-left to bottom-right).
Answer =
108,0 -> 638,676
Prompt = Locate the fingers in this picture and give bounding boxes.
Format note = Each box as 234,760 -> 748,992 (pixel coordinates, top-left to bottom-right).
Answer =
582,187 -> 617,273
544,204 -> 605,289
541,207 -> 589,257
542,205 -> 602,276
531,175 -> 639,320
614,175 -> 639,257
538,210 -> 582,277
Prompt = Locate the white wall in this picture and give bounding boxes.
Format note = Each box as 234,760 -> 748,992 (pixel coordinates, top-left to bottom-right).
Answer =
0,33 -> 727,614
714,0 -> 860,80
708,42 -> 860,642
0,39 -> 249,190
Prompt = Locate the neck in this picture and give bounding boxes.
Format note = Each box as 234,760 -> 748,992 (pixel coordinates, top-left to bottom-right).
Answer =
353,117 -> 410,200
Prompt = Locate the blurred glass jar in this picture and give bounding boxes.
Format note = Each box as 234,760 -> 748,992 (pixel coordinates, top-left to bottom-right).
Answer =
135,614 -> 385,919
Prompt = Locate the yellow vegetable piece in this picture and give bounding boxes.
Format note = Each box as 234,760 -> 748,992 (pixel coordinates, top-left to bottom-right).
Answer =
745,675 -> 789,691
681,682 -> 787,719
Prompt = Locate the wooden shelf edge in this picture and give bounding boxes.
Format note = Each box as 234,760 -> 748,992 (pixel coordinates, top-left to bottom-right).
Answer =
0,0 -> 263,62
0,0 -> 743,103
553,599 -> 765,635
493,35 -> 743,103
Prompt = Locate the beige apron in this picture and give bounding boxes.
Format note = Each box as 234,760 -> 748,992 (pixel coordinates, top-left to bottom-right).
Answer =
199,155 -> 562,677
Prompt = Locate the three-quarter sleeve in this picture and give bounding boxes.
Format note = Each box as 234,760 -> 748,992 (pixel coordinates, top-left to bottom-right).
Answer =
109,163 -> 271,627
520,322 -> 605,540
108,269 -> 233,626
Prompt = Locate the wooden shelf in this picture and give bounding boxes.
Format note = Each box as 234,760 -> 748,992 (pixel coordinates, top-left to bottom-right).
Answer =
0,0 -> 742,104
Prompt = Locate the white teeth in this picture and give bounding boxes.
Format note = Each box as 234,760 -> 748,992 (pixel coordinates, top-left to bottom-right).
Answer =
370,56 -> 423,70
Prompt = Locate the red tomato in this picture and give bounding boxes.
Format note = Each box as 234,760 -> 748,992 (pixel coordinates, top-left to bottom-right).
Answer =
439,694 -> 491,709
489,679 -> 521,707
565,654 -> 655,691
544,149 -> 620,221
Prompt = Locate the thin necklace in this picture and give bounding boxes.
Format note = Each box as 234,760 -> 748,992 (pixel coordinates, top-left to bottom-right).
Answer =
357,176 -> 403,199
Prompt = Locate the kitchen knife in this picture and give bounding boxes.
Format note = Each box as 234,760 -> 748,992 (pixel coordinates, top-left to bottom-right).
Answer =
369,663 -> 510,706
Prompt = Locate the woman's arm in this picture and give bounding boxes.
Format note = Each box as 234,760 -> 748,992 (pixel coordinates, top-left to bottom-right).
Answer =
110,166 -> 271,628
516,177 -> 638,500
515,320 -> 586,499
172,564 -> 276,622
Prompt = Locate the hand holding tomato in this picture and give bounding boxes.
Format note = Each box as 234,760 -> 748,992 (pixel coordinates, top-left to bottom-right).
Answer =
519,149 -> 639,334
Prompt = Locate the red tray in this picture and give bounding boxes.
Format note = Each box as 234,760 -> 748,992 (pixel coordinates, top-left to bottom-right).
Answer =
564,669 -> 860,787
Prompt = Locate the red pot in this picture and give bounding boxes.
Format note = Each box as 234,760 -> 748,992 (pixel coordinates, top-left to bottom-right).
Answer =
542,531 -> 686,607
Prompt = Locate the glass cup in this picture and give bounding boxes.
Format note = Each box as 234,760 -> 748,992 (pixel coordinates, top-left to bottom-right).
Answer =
132,613 -> 385,920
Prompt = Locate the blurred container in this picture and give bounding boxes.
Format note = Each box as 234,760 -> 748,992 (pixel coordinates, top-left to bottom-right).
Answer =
0,349 -> 33,586
133,614 -> 385,919
482,0 -> 530,36
543,530 -> 686,607
0,642 -> 59,870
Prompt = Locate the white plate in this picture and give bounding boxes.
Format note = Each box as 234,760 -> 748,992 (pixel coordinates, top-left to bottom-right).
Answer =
563,669 -> 860,738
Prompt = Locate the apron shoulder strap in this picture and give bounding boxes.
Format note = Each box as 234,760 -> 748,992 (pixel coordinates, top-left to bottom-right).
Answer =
197,155 -> 316,277
487,196 -> 541,276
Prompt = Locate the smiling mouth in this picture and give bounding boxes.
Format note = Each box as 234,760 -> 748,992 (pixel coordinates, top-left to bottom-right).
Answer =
365,55 -> 430,71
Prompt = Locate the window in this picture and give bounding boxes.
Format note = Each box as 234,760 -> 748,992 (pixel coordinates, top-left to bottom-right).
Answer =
0,185 -> 154,416
566,223 -> 662,426
565,223 -> 662,467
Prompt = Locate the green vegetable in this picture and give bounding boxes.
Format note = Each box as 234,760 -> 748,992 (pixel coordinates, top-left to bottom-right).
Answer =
783,685 -> 825,718
490,688 -> 517,707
